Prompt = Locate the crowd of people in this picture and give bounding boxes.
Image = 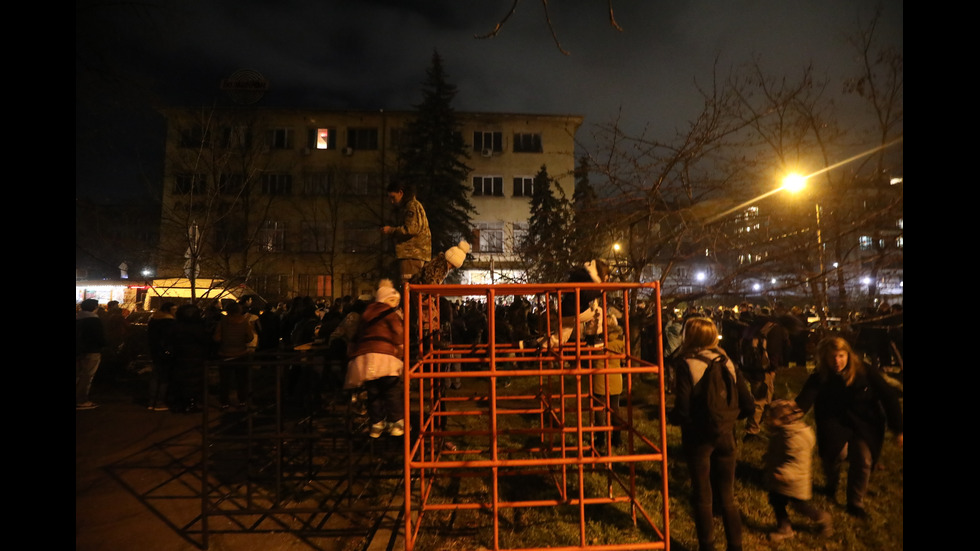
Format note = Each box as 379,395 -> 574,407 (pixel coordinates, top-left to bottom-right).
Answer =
666,309 -> 904,550
76,180 -> 903,550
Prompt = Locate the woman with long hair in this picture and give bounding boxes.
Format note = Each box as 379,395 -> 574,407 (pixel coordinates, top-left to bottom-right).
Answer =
794,336 -> 903,518
671,316 -> 754,551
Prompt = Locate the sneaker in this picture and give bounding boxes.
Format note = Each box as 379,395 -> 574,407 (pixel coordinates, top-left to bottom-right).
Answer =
369,421 -> 386,439
147,405 -> 169,412
816,511 -> 834,537
76,401 -> 99,410
768,525 -> 796,542
387,419 -> 405,437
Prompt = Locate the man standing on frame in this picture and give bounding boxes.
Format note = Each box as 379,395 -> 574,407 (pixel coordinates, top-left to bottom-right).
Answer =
382,179 -> 431,284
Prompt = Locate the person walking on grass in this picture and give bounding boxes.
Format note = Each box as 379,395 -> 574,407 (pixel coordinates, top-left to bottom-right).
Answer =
670,317 -> 754,551
794,336 -> 903,519
764,399 -> 834,542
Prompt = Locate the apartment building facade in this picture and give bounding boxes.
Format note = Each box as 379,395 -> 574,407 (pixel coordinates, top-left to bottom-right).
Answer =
158,107 -> 583,301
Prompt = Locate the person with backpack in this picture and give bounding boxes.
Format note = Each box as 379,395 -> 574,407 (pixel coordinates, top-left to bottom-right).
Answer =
670,316 -> 754,551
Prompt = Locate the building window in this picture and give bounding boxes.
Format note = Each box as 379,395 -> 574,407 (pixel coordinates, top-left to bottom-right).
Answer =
304,173 -> 334,196
347,172 -> 379,196
252,274 -> 292,299
307,127 -> 336,150
512,177 -> 534,197
179,126 -> 205,148
214,216 -> 246,252
512,222 -> 528,252
262,173 -> 293,195
258,221 -> 286,253
896,236 -> 903,248
474,222 -> 504,253
344,221 -> 379,253
174,174 -> 207,195
473,131 -> 503,154
216,173 -> 244,196
513,132 -> 542,153
297,274 -> 333,298
473,176 -> 503,197
347,127 -> 379,151
299,222 -> 332,253
270,128 -> 293,150
859,235 -> 873,251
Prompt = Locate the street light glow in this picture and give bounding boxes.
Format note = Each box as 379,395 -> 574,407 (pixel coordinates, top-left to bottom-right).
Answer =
782,173 -> 807,193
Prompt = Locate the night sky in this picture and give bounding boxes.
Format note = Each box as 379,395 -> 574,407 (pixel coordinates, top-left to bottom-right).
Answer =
76,0 -> 903,203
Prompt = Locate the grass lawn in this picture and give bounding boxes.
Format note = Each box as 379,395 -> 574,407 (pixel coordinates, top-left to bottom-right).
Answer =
408,361 -> 903,551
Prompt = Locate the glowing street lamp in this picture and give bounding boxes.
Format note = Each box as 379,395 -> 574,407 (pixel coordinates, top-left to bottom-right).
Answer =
782,172 -> 828,323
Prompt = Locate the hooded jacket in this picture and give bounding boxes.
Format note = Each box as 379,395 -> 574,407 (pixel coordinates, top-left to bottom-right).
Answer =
391,196 -> 431,262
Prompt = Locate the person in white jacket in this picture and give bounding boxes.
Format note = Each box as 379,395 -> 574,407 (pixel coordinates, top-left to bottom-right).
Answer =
764,399 -> 833,542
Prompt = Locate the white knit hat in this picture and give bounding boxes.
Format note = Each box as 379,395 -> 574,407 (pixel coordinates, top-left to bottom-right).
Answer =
375,279 -> 400,307
444,240 -> 472,269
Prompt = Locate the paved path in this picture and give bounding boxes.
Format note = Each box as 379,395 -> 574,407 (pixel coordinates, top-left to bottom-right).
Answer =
76,377 -> 406,551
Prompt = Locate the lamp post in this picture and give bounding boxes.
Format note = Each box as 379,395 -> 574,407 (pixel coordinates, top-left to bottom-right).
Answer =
611,242 -> 622,281
782,173 -> 828,326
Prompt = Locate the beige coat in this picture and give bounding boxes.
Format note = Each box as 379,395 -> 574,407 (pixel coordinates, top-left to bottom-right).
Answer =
592,322 -> 626,397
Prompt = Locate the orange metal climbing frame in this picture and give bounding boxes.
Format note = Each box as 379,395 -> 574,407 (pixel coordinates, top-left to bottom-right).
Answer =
401,281 -> 669,551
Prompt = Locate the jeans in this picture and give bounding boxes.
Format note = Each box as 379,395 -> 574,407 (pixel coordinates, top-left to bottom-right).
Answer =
366,375 -> 403,425
76,353 -> 101,404
683,430 -> 742,551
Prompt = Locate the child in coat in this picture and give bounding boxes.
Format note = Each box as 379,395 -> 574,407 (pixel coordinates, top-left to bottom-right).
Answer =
345,279 -> 406,438
764,399 -> 834,541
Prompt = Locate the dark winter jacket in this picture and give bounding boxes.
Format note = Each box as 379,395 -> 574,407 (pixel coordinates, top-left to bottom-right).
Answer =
794,367 -> 903,465
348,302 -> 403,359
671,347 -> 754,440
76,310 -> 107,355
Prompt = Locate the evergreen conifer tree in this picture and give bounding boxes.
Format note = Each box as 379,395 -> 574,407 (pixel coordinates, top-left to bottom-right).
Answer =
571,155 -> 603,260
397,50 -> 476,254
519,164 -> 572,282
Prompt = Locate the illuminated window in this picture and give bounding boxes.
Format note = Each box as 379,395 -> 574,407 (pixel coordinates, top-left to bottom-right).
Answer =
473,176 -> 503,196
474,222 -> 504,253
306,127 -> 336,150
259,221 -> 285,252
859,235 -> 873,250
512,222 -> 528,252
512,177 -> 534,197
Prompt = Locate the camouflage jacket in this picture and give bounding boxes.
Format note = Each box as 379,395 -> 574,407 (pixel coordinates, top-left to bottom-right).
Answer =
391,196 -> 431,261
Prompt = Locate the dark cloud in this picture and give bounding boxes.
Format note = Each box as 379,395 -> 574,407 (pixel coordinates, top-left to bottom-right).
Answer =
76,0 -> 902,202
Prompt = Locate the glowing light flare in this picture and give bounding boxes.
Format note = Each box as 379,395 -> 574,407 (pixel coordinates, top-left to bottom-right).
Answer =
781,173 -> 807,193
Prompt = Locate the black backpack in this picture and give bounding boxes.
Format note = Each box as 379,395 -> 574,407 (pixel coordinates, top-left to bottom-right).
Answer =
693,353 -> 742,436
